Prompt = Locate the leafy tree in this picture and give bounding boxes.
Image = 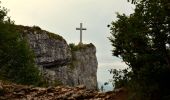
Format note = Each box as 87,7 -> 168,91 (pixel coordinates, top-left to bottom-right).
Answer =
0,2 -> 42,85
109,0 -> 170,99
127,0 -> 139,4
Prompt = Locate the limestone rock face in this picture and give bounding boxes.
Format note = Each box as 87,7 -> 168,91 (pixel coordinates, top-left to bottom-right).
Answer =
19,26 -> 72,68
69,44 -> 98,90
18,25 -> 98,90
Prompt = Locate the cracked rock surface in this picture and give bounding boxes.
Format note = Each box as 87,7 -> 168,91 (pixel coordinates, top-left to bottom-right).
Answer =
17,25 -> 98,90
0,82 -> 128,100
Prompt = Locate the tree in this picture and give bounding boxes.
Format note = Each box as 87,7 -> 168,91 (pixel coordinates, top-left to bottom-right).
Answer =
127,0 -> 139,4
0,2 -> 42,85
109,0 -> 170,99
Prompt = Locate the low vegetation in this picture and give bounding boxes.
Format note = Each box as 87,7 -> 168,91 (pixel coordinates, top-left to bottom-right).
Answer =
17,25 -> 64,41
47,32 -> 64,41
69,43 -> 94,51
68,43 -> 94,70
0,2 -> 44,86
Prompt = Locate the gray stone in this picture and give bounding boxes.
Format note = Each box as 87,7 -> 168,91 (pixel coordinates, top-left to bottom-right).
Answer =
18,25 -> 98,90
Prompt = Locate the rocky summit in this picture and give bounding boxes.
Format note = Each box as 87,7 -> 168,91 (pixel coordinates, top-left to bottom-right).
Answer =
0,81 -> 127,100
17,25 -> 98,90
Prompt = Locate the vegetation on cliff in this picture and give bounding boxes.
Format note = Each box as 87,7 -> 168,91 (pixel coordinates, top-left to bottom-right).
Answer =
16,25 -> 64,41
0,2 -> 43,86
109,0 -> 170,99
69,43 -> 95,51
69,43 -> 95,70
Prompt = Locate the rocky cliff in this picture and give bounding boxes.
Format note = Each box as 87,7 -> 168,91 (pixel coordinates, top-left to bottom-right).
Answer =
69,44 -> 98,89
17,25 -> 98,90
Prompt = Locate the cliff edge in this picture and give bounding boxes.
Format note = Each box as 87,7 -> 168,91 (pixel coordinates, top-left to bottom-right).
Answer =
17,25 -> 98,90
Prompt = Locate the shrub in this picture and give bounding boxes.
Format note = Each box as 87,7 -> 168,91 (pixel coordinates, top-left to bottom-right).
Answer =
0,2 -> 43,86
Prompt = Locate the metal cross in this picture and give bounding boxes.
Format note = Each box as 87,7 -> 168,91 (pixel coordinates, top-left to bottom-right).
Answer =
76,23 -> 86,44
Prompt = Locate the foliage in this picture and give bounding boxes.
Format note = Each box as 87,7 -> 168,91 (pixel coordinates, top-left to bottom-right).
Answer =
109,68 -> 131,89
47,32 -> 64,41
69,43 -> 94,51
0,2 -> 43,86
53,80 -> 63,86
127,0 -> 140,4
69,43 -> 94,70
109,0 -> 170,99
69,43 -> 78,70
17,25 -> 64,41
31,26 -> 65,41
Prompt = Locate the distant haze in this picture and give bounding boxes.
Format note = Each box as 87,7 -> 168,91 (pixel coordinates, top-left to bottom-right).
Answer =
1,0 -> 134,87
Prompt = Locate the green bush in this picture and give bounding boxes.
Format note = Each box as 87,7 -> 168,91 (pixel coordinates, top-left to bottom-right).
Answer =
69,43 -> 94,51
0,2 -> 43,86
109,0 -> 170,99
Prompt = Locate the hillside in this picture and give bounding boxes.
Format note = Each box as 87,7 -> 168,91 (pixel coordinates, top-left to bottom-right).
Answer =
0,81 -> 127,100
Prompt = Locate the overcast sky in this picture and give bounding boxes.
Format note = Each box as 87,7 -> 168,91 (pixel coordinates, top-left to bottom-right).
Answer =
1,0 -> 134,68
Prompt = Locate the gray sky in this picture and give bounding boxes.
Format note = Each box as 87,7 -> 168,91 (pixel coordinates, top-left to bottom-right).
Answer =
1,0 -> 134,68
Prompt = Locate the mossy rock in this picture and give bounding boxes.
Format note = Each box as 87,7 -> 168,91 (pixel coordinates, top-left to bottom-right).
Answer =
16,25 -> 64,41
47,32 -> 64,41
69,43 -> 94,51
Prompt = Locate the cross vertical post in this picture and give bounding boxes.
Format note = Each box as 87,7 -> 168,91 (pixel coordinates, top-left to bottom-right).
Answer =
76,23 -> 86,44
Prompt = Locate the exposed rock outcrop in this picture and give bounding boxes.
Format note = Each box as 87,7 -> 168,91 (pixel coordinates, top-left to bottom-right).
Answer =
17,25 -> 98,90
0,81 -> 125,100
69,44 -> 98,90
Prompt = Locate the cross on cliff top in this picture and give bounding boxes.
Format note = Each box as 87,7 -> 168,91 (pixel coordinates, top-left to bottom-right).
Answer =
76,23 -> 86,44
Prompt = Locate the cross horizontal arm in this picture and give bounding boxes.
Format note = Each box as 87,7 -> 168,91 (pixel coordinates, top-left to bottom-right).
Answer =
76,28 -> 86,30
